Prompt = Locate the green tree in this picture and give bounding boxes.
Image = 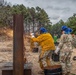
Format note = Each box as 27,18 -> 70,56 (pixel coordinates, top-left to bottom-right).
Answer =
65,14 -> 76,34
50,19 -> 65,37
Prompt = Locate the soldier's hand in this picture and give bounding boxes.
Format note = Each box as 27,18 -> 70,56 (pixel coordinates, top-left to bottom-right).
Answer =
54,51 -> 58,55
30,33 -> 35,38
54,47 -> 60,55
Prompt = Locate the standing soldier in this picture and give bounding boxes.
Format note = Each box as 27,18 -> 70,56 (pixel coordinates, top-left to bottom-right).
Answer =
31,27 -> 55,73
55,26 -> 73,75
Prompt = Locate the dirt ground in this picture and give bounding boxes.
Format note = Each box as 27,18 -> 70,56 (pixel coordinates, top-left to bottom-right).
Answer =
1,28 -> 76,75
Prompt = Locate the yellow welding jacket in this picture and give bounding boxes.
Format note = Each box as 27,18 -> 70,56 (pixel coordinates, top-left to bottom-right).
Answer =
31,33 -> 55,51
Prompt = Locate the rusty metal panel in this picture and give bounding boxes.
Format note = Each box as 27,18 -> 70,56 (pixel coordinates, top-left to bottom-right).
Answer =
13,14 -> 24,75
2,67 -> 13,75
2,68 -> 31,75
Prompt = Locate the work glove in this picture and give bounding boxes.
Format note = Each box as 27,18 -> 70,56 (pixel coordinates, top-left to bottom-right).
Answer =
54,47 -> 60,55
30,33 -> 35,38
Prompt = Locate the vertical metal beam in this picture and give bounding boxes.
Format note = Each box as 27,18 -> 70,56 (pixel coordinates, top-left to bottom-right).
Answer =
13,14 -> 24,75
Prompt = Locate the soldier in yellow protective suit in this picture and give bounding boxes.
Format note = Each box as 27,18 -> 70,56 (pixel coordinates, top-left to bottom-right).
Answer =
31,27 -> 55,71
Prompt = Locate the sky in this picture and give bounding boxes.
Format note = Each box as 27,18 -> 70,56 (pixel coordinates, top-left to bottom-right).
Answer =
4,0 -> 76,24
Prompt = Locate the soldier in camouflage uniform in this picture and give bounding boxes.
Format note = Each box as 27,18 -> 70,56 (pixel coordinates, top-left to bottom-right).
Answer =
55,26 -> 73,75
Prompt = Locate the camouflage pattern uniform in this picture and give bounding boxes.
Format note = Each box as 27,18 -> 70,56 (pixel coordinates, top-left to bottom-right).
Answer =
71,35 -> 76,48
58,34 -> 73,75
39,50 -> 60,67
70,48 -> 76,75
70,36 -> 76,75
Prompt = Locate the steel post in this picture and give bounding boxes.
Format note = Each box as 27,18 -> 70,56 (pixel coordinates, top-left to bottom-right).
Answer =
13,14 -> 24,75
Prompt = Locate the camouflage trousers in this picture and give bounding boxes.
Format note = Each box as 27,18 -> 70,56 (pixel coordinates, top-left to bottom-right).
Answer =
60,50 -> 72,75
39,50 -> 60,68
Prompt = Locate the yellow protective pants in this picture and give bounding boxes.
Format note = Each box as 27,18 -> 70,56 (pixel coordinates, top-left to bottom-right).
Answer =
39,57 -> 51,70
